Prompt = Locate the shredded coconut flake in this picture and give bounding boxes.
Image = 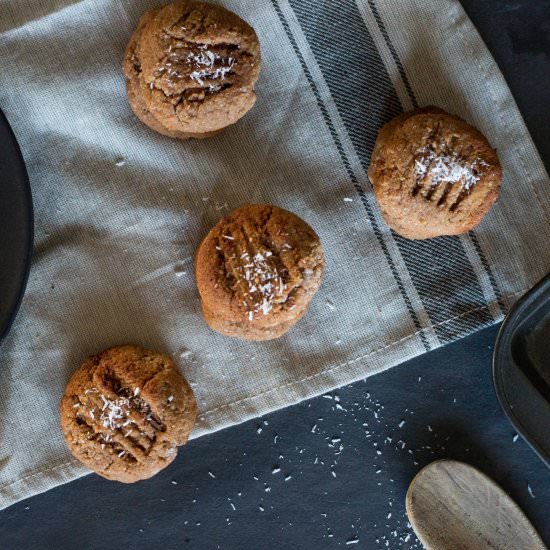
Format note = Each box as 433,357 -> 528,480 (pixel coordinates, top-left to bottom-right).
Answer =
82,388 -> 156,434
99,394 -> 131,430
414,146 -> 489,191
187,46 -> 235,89
236,250 -> 286,320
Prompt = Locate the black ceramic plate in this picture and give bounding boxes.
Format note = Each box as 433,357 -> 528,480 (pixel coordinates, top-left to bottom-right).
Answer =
0,109 -> 33,344
493,273 -> 550,468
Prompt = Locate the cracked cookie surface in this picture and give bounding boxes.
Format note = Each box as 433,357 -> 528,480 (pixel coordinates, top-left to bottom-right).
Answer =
60,345 -> 197,483
123,1 -> 261,139
195,204 -> 324,340
368,107 -> 502,240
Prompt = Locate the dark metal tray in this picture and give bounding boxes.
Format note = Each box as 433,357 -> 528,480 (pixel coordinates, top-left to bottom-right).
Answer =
493,273 -> 550,468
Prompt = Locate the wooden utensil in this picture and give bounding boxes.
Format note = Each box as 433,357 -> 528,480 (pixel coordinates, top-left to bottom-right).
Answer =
406,459 -> 547,550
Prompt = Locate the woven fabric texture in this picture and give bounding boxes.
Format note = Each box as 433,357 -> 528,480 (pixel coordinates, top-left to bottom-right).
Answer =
0,0 -> 548,509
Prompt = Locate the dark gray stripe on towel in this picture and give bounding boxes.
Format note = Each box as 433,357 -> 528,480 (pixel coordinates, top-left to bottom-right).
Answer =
270,0 -> 431,351
285,0 -> 494,342
368,0 -> 506,316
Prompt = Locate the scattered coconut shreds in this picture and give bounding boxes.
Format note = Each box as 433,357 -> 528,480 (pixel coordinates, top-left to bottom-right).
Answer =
81,387 -> 156,435
513,434 -> 519,443
187,48 -> 236,88
527,484 -> 535,498
154,385 -> 453,547
234,249 -> 287,320
343,197 -> 353,202
414,146 -> 490,191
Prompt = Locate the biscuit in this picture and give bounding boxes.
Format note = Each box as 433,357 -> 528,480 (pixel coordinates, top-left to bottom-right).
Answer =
368,106 -> 502,239
123,1 -> 261,139
60,345 -> 197,483
195,204 -> 324,340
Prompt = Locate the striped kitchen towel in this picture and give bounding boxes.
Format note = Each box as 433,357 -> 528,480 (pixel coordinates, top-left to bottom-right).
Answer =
0,0 -> 548,509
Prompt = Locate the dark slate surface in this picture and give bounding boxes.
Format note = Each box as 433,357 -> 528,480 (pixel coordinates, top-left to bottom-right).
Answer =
460,0 -> 550,171
1,0 -> 549,548
1,325 -> 549,549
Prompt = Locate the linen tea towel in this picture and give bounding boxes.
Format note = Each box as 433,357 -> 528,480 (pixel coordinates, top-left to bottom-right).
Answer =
0,0 -> 548,509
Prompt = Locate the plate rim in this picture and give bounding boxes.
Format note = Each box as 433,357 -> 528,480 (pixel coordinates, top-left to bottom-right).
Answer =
0,108 -> 34,345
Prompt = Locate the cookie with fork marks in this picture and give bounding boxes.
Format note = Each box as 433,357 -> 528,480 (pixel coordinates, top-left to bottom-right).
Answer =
61,345 -> 197,483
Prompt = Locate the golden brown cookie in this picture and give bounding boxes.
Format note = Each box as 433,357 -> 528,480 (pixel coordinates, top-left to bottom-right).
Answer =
123,1 -> 261,139
60,345 -> 197,483
195,204 -> 324,340
368,106 -> 502,239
